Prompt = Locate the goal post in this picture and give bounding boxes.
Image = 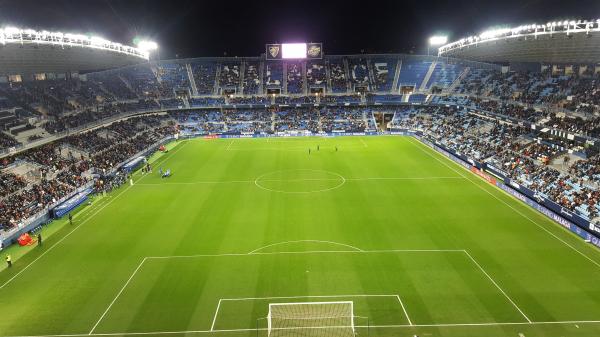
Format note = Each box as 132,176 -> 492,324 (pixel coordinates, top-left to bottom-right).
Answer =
267,301 -> 355,337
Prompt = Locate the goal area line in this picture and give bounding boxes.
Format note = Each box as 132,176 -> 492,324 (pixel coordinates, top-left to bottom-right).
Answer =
210,294 -> 411,331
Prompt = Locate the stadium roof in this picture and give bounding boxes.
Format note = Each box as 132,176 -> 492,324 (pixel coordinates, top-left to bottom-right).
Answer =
438,19 -> 600,64
0,27 -> 152,75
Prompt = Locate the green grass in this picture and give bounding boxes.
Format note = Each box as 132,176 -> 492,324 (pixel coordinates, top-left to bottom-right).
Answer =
1,136 -> 600,337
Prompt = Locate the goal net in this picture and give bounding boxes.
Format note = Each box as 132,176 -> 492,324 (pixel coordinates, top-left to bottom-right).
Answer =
267,301 -> 355,337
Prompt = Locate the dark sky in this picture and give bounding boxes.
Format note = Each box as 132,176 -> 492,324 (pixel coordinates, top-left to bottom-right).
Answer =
1,0 -> 599,59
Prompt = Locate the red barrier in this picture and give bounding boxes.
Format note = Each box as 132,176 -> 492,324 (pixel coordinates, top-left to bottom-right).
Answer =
17,233 -> 36,246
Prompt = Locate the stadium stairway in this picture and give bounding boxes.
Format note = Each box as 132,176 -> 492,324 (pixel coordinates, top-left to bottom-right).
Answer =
117,74 -> 137,99
366,58 -> 376,91
343,58 -> 351,93
214,65 -> 221,95
270,110 -> 276,132
419,61 -> 438,92
392,59 -> 402,93
185,63 -> 199,96
239,62 -> 246,94
283,62 -> 288,94
302,62 -> 308,95
445,67 -> 470,94
325,59 -> 333,94
258,61 -> 265,95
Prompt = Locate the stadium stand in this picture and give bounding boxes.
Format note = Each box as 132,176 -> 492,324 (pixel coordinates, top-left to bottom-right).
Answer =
243,61 -> 261,95
371,58 -> 397,92
3,53 -> 600,231
306,60 -> 327,90
190,61 -> 218,95
328,58 -> 348,93
286,61 -> 304,94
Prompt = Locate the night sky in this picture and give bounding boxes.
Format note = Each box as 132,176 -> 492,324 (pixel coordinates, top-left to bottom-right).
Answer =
0,0 -> 599,59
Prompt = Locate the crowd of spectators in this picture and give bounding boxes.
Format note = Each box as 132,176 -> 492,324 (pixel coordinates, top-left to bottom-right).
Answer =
275,95 -> 316,105
0,114 -> 176,232
372,59 -> 395,92
329,60 -> 348,93
286,62 -> 304,94
348,59 -> 370,86
306,61 -> 326,88
457,69 -> 600,114
119,65 -> 160,98
219,63 -> 241,89
229,96 -> 270,105
190,62 -> 217,95
0,132 -> 20,150
264,63 -> 283,87
243,62 -> 260,95
391,105 -> 600,220
157,63 -> 190,97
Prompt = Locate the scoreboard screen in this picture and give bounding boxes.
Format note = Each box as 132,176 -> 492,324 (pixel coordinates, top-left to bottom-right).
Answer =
282,43 -> 307,59
266,43 -> 323,60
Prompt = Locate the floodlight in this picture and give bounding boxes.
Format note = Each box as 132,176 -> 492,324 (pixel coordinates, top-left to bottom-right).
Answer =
428,35 -> 448,46
4,26 -> 20,35
137,40 -> 158,51
90,36 -> 108,46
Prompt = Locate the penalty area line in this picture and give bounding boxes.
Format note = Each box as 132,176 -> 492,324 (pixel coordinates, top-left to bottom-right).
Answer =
209,299 -> 222,331
462,250 -> 531,323
89,258 -> 148,335
145,248 -> 465,260
395,295 -> 413,326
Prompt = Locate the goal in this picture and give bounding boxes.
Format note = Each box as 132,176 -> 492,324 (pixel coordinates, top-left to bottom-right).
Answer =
267,301 -> 355,337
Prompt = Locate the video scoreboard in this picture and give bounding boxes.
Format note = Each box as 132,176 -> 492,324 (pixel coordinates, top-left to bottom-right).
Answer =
266,43 -> 323,60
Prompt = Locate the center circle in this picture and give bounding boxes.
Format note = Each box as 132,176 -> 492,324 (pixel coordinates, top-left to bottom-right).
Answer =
254,169 -> 346,194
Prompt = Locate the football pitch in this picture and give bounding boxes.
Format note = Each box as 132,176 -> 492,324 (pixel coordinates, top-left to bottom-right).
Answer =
2,136 -> 600,337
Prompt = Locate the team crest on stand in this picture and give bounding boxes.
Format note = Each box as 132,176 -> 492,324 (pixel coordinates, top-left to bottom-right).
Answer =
269,45 -> 280,58
308,45 -> 321,57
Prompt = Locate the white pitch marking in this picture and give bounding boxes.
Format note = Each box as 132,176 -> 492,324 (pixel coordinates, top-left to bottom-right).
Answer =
226,140 -> 234,151
209,299 -> 222,331
462,250 -> 532,323
146,249 -> 465,260
395,295 -> 413,326
344,176 -> 463,181
219,294 -> 399,301
9,320 -> 600,337
89,258 -> 148,334
135,176 -> 464,186
248,239 -> 364,254
360,138 -> 368,148
407,137 -> 600,270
